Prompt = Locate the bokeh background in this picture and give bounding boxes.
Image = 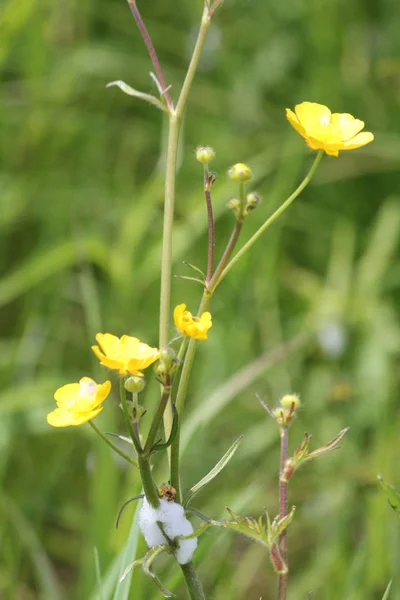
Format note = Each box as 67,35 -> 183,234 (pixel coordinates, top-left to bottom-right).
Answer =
1,0 -> 400,598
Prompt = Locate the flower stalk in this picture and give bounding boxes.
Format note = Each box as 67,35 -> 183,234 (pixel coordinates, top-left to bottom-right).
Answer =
278,425 -> 289,600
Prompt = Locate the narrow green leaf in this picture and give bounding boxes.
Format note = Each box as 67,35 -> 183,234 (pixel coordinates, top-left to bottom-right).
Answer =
142,546 -> 175,598
105,433 -> 134,446
381,580 -> 392,600
112,504 -> 141,600
184,435 -> 243,507
106,81 -> 166,112
152,404 -> 179,453
119,559 -> 142,583
307,427 -> 349,459
378,475 -> 400,515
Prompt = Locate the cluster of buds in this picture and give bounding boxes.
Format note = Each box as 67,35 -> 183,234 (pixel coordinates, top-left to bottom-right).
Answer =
272,394 -> 301,427
226,163 -> 261,222
154,347 -> 179,383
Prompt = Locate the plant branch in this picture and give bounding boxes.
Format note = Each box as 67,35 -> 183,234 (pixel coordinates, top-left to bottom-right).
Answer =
143,375 -> 172,456
175,3 -> 211,118
88,420 -> 138,467
218,150 -> 324,285
204,168 -> 215,282
127,1 -> 174,112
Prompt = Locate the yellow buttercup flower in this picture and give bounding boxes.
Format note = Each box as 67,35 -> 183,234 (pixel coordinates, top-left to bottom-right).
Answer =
92,333 -> 159,376
47,377 -> 111,427
174,304 -> 212,340
286,102 -> 374,157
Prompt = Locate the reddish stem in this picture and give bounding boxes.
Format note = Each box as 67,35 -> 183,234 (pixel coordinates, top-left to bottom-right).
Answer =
128,1 -> 174,112
278,426 -> 289,600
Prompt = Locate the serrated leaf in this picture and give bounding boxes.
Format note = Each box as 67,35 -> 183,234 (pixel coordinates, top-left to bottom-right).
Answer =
381,580 -> 392,600
184,435 -> 243,507
378,476 -> 400,515
273,506 -> 296,538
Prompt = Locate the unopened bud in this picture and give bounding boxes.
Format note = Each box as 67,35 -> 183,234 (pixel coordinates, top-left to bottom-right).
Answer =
124,376 -> 146,393
280,394 -> 300,410
228,162 -> 252,183
196,146 -> 216,164
245,192 -> 261,212
272,407 -> 291,426
156,347 -> 178,378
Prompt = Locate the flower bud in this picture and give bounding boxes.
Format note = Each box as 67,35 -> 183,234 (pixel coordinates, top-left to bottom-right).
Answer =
272,407 -> 291,426
280,394 -> 300,410
156,347 -> 179,378
196,146 -> 216,164
227,197 -> 240,210
228,162 -> 252,183
124,376 -> 146,393
245,192 -> 261,212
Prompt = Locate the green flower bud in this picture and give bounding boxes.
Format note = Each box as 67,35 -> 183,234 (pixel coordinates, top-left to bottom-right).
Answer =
280,394 -> 300,409
196,146 -> 216,164
228,162 -> 252,183
124,376 -> 146,394
245,192 -> 261,212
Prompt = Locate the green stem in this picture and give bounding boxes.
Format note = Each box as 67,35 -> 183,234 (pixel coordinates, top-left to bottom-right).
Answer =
217,150 -> 324,286
119,377 -> 142,455
159,113 -> 181,350
175,4 -> 211,118
159,2 -> 215,352
88,420 -> 138,467
180,561 -> 206,600
143,375 -> 172,456
170,293 -> 211,500
119,380 -> 160,507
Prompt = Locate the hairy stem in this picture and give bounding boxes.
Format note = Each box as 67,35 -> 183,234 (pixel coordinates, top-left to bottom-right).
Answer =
278,426 -> 289,600
219,150 -> 324,285
180,561 -> 206,600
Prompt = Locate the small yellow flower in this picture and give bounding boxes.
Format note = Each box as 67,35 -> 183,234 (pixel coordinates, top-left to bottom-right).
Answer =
92,333 -> 159,376
286,102 -> 374,157
47,377 -> 111,427
174,304 -> 212,340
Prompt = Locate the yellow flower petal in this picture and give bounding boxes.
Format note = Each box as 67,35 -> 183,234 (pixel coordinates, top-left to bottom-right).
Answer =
47,406 -> 103,427
294,102 -> 331,130
54,383 -> 80,406
342,131 -> 374,149
330,113 -> 365,141
285,108 -> 306,137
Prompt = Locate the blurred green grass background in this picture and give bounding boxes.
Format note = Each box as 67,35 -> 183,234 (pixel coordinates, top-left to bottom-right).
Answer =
1,0 -> 400,598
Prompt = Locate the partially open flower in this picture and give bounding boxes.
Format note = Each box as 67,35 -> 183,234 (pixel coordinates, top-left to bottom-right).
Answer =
47,377 -> 111,427
174,304 -> 212,340
286,102 -> 374,157
92,333 -> 159,376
